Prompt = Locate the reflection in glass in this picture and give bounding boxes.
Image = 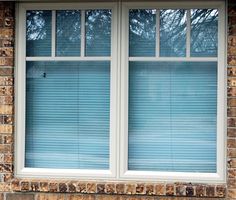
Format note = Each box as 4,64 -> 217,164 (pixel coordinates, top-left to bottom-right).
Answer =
25,61 -> 110,169
160,10 -> 186,57
191,9 -> 218,57
85,10 -> 111,56
56,10 -> 81,56
129,9 -> 156,57
128,61 -> 217,172
26,11 -> 52,57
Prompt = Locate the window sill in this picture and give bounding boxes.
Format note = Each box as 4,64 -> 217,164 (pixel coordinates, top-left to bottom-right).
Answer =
11,178 -> 226,198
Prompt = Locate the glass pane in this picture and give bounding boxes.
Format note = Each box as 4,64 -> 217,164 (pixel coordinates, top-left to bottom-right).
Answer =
56,10 -> 81,56
129,9 -> 156,57
85,10 -> 111,56
25,61 -> 110,169
191,9 -> 218,57
26,11 -> 52,57
128,61 -> 217,172
160,9 -> 186,57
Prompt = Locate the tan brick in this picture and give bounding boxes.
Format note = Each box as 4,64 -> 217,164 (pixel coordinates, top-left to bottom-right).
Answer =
155,184 -> 165,195
228,56 -> 236,66
0,77 -> 13,86
0,125 -> 13,134
146,184 -> 154,195
116,184 -> 124,194
228,128 -> 236,137
229,46 -> 236,56
0,39 -> 13,47
229,36 -> 236,47
3,173 -> 13,182
0,144 -> 11,153
228,169 -> 236,178
106,183 -> 115,194
228,178 -> 236,188
4,154 -> 12,163
36,194 -> 65,200
5,18 -> 14,28
228,189 -> 236,198
95,195 -> 117,200
0,86 -> 13,96
228,138 -> 236,148
136,183 -> 145,194
68,194 -> 95,200
0,105 -> 12,114
0,58 -> 13,66
40,182 -> 49,192
0,29 -> 13,39
0,68 -> 13,75
228,98 -> 236,107
125,184 -> 136,194
0,47 -> 13,57
228,148 -> 236,157
228,158 -> 236,168
6,193 -> 34,200
228,118 -> 236,127
11,179 -> 20,191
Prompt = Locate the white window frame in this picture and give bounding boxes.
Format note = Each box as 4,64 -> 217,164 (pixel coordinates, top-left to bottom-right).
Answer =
120,1 -> 226,183
15,2 -> 119,179
15,1 -> 226,183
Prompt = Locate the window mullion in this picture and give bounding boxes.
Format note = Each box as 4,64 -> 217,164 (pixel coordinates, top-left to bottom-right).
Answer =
51,10 -> 56,57
81,10 -> 85,57
155,9 -> 160,58
186,9 -> 191,58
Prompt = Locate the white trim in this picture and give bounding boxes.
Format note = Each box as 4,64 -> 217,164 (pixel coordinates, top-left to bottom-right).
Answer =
129,57 -> 218,62
51,10 -> 56,57
26,57 -> 111,61
155,9 -> 160,58
186,9 -> 191,58
16,1 -> 226,182
81,10 -> 85,57
120,1 -> 226,183
16,2 -> 118,179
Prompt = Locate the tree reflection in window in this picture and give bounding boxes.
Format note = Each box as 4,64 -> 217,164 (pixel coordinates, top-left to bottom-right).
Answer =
85,10 -> 111,56
56,10 -> 81,56
129,9 -> 156,57
26,10 -> 52,57
191,9 -> 218,57
160,9 -> 186,57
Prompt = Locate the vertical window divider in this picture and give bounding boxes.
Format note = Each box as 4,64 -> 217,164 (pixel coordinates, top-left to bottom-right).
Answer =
156,9 -> 160,58
51,10 -> 56,57
81,10 -> 85,57
186,9 -> 191,58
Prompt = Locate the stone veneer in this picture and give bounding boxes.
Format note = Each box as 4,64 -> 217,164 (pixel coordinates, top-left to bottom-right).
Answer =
0,0 -> 234,199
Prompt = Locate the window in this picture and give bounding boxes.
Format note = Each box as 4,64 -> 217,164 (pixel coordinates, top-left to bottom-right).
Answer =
16,1 -> 226,182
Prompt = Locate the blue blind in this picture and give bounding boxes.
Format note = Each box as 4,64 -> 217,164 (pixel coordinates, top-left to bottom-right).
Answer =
85,10 -> 111,56
129,9 -> 156,57
128,61 -> 217,173
191,9 -> 218,57
26,11 -> 52,57
160,9 -> 186,57
56,10 -> 81,56
25,61 -> 110,169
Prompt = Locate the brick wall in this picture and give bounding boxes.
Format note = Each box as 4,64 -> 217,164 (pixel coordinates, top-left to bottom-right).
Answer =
0,0 -> 234,199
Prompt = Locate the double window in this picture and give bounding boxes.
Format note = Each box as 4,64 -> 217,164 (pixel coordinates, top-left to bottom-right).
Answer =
16,1 -> 226,182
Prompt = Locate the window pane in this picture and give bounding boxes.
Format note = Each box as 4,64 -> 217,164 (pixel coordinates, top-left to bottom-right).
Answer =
85,10 -> 111,56
26,11 -> 52,57
25,61 -> 110,169
191,9 -> 218,57
56,10 -> 81,56
128,61 -> 217,172
160,9 -> 186,57
129,9 -> 156,57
